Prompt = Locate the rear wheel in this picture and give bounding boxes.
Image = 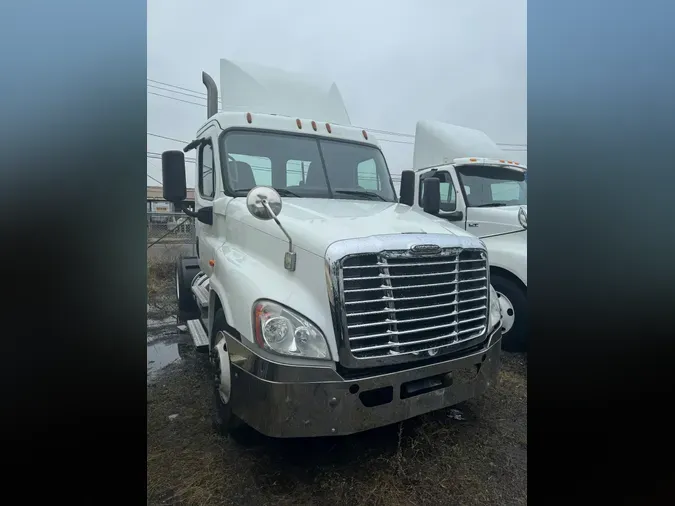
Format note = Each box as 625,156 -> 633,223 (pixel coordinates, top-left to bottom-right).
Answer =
210,309 -> 244,436
491,273 -> 527,352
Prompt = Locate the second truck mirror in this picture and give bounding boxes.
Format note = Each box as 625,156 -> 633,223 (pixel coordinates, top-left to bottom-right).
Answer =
162,150 -> 187,203
399,170 -> 415,206
422,177 -> 441,215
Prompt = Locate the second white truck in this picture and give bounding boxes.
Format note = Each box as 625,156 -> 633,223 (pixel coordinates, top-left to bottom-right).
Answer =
399,120 -> 527,351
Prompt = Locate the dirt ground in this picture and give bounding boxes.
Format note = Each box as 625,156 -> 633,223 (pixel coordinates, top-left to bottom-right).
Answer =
147,262 -> 527,506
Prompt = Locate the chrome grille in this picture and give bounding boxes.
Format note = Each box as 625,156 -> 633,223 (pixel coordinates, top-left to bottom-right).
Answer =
339,248 -> 489,361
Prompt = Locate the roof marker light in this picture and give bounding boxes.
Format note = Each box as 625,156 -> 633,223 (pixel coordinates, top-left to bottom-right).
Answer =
507,160 -> 513,164
469,158 -> 477,162
296,119 -> 302,129
311,121 -> 317,131
326,123 -> 332,133
362,130 -> 368,140
499,159 -> 505,163
246,112 -> 252,124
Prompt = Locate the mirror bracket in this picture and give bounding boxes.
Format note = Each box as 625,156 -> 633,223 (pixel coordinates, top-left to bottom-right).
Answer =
247,187 -> 296,272
261,200 -> 295,272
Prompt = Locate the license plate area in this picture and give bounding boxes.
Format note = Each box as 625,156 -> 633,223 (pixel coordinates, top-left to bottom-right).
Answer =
400,373 -> 451,399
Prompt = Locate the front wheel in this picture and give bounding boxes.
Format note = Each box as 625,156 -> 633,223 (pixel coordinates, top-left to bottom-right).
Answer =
210,309 -> 244,436
491,273 -> 528,352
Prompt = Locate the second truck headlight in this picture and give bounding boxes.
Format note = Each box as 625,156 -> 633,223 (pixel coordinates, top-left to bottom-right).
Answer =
489,285 -> 502,330
253,300 -> 331,360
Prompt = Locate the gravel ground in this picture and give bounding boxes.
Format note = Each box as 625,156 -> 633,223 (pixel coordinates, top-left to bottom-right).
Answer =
147,264 -> 527,506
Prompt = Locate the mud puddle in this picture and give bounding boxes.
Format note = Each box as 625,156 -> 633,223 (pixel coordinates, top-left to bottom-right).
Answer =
147,311 -> 194,381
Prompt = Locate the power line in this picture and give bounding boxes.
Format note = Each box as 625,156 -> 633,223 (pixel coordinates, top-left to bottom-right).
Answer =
148,132 -> 188,144
147,78 -> 527,150
148,151 -> 196,163
148,90 -> 206,108
147,83 -> 208,101
147,173 -> 163,186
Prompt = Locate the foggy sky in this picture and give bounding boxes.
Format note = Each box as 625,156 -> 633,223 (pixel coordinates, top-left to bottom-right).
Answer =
147,0 -> 527,187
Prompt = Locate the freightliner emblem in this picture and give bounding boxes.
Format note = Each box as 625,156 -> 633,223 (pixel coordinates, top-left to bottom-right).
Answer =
410,244 -> 442,255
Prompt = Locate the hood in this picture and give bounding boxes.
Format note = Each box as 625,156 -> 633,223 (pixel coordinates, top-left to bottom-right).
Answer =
230,198 -> 477,257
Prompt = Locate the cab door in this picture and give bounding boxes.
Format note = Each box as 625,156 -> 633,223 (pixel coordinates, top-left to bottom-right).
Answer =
195,135 -> 217,276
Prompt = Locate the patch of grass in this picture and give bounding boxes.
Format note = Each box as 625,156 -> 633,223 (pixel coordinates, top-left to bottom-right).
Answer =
147,353 -> 527,506
147,257 -> 177,320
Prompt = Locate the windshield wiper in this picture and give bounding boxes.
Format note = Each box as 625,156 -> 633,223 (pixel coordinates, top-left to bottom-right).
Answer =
476,203 -> 508,207
275,188 -> 301,197
334,190 -> 388,201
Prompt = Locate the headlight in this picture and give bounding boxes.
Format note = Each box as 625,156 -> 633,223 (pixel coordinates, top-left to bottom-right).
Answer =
253,300 -> 331,360
489,285 -> 502,330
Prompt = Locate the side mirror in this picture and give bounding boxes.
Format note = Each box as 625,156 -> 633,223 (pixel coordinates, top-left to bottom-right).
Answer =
161,150 -> 187,203
422,178 -> 441,215
246,186 -> 283,220
399,170 -> 415,206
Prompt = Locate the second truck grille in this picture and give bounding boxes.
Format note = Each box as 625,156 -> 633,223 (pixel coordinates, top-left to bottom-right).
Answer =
340,249 -> 489,360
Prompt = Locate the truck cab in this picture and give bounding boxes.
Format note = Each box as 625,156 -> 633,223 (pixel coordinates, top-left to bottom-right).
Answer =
400,120 -> 527,351
161,60 -> 504,438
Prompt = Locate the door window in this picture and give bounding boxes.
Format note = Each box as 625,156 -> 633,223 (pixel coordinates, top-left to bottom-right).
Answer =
198,142 -> 215,198
418,171 -> 457,211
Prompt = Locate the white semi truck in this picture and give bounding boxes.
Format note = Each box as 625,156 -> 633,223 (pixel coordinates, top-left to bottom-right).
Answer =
161,60 -> 503,438
399,120 -> 527,351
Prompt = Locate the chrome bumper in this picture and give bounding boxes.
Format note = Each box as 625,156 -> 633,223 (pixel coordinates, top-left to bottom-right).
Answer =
226,328 -> 501,438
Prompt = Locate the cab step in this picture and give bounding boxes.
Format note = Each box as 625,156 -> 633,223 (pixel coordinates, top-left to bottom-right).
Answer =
186,319 -> 209,350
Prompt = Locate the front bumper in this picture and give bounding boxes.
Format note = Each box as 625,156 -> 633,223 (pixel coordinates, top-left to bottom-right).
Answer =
226,328 -> 501,438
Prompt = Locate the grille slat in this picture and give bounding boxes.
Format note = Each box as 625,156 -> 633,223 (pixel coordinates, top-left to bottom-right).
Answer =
339,248 -> 489,361
344,286 -> 487,306
347,304 -> 487,329
346,295 -> 487,318
350,324 -> 487,354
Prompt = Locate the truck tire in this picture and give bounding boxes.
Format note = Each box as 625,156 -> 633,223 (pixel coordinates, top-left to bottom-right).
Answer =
491,273 -> 527,352
176,256 -> 200,322
211,309 -> 244,436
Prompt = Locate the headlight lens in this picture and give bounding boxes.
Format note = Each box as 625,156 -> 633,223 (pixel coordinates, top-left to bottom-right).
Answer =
489,285 -> 502,330
253,301 -> 331,360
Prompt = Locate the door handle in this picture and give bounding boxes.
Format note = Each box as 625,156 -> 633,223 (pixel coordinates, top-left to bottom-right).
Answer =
468,223 -> 479,228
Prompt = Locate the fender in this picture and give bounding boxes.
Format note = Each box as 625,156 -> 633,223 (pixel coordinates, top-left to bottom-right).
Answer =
205,221 -> 339,360
482,232 -> 527,287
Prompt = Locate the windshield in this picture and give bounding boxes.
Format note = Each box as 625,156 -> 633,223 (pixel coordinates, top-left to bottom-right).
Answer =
219,130 -> 397,202
455,165 -> 527,207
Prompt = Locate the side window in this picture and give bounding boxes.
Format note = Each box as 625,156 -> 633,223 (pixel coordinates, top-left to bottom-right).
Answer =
439,182 -> 456,211
418,171 -> 456,211
198,143 -> 215,198
357,159 -> 379,190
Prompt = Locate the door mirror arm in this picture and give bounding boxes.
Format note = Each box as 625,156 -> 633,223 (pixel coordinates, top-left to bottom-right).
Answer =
438,210 -> 464,221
